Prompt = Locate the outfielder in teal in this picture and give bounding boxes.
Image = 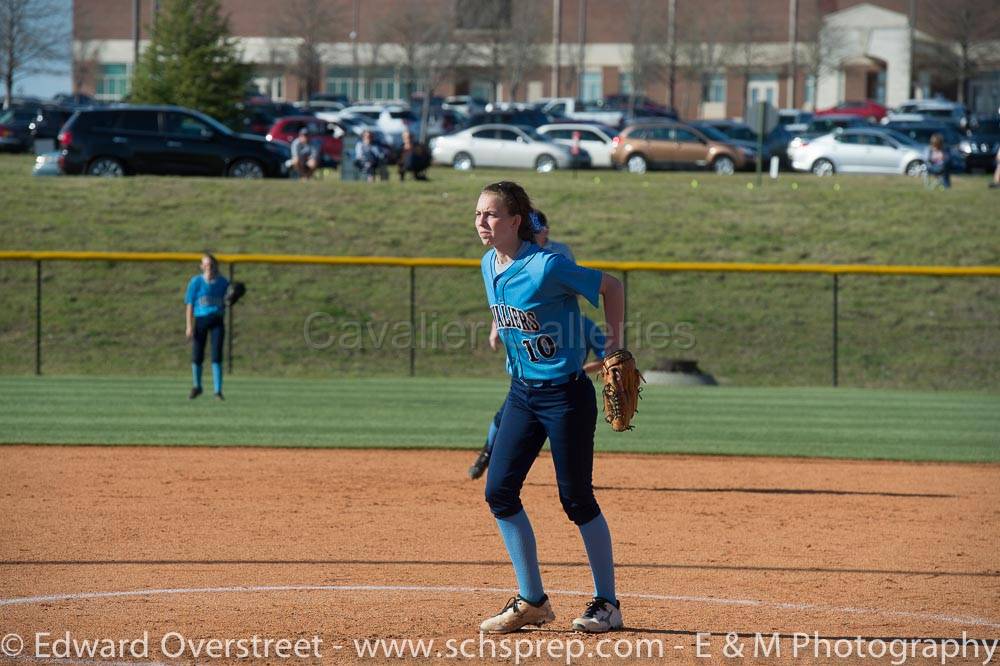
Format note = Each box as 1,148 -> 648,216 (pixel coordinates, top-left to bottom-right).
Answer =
475,181 -> 626,634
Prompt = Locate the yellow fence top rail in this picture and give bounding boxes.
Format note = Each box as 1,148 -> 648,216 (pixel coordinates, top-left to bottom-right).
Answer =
1,251 -> 998,277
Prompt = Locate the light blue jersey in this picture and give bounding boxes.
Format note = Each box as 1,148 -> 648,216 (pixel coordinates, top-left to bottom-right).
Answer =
482,243 -> 603,381
185,274 -> 229,318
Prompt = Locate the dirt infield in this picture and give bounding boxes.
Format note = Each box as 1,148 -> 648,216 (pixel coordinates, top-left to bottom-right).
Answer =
1,446 -> 998,664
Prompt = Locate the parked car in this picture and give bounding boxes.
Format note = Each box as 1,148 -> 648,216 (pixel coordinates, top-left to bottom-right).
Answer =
266,116 -> 343,167
536,123 -> 616,168
539,98 -> 624,128
962,115 -> 1000,172
778,108 -> 813,131
883,99 -> 969,128
441,95 -> 488,117
235,99 -> 303,135
602,94 -> 677,119
815,100 -> 888,122
463,108 -> 552,129
0,105 -> 39,152
430,123 -> 584,172
338,104 -> 419,146
58,105 -> 290,178
880,121 -> 966,172
689,121 -> 762,169
610,121 -> 749,175
790,115 -> 870,145
29,105 -> 76,143
787,128 -> 925,176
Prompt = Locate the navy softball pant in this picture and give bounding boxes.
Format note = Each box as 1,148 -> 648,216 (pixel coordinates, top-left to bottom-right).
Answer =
484,373 -> 601,526
191,313 -> 225,365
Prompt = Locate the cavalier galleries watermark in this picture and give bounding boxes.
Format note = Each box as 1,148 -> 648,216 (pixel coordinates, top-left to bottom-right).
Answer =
303,311 -> 696,353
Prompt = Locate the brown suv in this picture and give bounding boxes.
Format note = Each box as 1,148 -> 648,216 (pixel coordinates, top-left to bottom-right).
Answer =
611,122 -> 748,175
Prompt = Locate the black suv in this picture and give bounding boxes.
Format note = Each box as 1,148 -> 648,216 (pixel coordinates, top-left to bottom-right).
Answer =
59,105 -> 290,177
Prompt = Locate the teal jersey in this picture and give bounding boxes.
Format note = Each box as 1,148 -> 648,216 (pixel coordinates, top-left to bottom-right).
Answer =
185,274 -> 229,318
482,243 -> 603,381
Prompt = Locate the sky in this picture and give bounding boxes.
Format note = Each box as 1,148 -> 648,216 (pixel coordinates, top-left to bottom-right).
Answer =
14,0 -> 73,99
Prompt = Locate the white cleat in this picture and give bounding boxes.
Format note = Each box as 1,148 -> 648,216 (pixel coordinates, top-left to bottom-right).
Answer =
480,595 -> 556,634
572,597 -> 623,633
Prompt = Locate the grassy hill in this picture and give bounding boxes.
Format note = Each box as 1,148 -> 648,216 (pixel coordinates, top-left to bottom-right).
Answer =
0,154 -> 997,388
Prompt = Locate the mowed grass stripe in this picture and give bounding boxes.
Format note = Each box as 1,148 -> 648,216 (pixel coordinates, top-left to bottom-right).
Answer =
0,378 -> 997,461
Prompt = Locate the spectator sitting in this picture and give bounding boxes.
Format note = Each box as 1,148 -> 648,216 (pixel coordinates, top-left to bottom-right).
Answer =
354,130 -> 386,182
290,127 -> 319,180
397,131 -> 431,181
925,133 -> 950,190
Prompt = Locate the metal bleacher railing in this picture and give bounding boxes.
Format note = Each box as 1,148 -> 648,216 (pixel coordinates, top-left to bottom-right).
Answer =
2,250 -> 998,386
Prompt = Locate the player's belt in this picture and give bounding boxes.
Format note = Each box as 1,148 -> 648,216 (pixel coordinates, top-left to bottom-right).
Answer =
518,371 -> 584,388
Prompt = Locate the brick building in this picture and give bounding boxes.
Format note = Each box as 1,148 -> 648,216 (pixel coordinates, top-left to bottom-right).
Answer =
73,0 -> 1000,118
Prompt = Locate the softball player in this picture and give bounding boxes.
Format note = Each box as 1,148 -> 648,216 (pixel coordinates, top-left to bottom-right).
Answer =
469,315 -> 606,480
475,181 -> 625,634
468,211 -> 598,480
184,253 -> 229,400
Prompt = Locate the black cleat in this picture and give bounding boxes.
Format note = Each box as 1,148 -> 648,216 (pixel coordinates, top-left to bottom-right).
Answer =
468,448 -> 490,479
189,387 -> 203,400
214,392 -> 224,401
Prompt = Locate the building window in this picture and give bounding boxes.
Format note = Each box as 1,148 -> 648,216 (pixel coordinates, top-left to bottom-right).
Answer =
804,74 -> 816,106
95,63 -> 129,101
325,67 -> 354,98
618,72 -> 633,96
470,79 -> 494,102
702,73 -> 726,103
455,0 -> 510,30
580,70 -> 602,103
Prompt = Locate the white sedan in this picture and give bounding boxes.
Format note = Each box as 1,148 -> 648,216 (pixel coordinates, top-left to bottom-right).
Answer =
536,123 -> 616,168
430,124 -> 583,172
788,128 -> 927,176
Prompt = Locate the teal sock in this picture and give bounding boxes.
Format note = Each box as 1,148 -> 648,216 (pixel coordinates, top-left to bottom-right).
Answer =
578,512 -> 616,603
495,509 -> 545,604
192,363 -> 202,390
211,362 -> 222,394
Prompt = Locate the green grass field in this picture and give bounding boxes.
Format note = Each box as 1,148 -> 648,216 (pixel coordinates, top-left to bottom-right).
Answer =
1,154 -> 998,389
0,377 -> 996,462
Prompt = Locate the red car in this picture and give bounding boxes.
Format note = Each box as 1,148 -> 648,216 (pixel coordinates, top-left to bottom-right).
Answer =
266,116 -> 343,166
814,100 -> 887,122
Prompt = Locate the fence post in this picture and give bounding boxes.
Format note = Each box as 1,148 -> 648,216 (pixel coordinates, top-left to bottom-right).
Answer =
228,263 -> 235,374
409,265 -> 416,377
832,273 -> 839,387
621,270 -> 629,349
35,260 -> 42,376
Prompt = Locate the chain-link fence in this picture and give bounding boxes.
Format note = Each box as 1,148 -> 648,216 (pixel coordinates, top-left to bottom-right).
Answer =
1,252 -> 997,389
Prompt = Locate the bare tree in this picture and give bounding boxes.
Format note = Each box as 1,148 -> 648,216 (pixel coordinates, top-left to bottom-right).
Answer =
799,0 -> 847,108
473,0 -> 546,103
72,4 -> 103,96
923,0 -> 1000,104
377,0 -> 467,141
622,0 -> 665,112
272,0 -> 342,100
675,7 -> 729,117
0,0 -> 68,108
731,0 -> 768,111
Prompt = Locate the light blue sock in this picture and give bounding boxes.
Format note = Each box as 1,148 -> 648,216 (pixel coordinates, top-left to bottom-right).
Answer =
211,362 -> 222,394
485,420 -> 499,454
578,512 -> 616,603
495,509 -> 545,604
192,363 -> 202,390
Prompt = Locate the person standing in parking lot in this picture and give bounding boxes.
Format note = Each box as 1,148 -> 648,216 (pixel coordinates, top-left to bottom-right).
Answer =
185,253 -> 229,400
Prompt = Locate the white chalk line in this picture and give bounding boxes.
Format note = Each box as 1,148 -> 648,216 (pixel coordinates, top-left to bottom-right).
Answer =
2,584 -> 998,630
